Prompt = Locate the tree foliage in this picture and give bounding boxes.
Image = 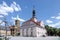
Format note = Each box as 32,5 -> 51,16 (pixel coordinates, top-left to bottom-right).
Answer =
45,25 -> 60,36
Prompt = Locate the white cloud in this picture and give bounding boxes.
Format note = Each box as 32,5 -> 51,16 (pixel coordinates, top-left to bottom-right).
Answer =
48,21 -> 60,28
1,22 -> 5,26
12,15 -> 25,22
55,16 -> 60,20
0,1 -> 21,16
0,20 -> 5,26
10,15 -> 25,25
46,13 -> 60,28
0,15 -> 4,17
51,14 -> 60,20
11,1 -> 21,11
51,16 -> 55,18
45,13 -> 60,28
51,16 -> 60,20
0,20 -> 2,23
48,24 -> 55,27
46,20 -> 53,23
58,13 -> 60,15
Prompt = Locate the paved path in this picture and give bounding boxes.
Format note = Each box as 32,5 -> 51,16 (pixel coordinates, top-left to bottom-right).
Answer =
9,37 -> 60,40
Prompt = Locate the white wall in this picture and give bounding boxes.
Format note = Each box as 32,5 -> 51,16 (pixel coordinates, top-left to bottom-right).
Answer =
21,21 -> 46,37
20,29 -> 22,36
28,28 -> 31,37
35,27 -> 46,37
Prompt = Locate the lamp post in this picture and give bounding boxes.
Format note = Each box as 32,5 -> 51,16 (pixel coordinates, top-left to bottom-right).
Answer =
0,23 -> 1,36
0,20 -> 3,36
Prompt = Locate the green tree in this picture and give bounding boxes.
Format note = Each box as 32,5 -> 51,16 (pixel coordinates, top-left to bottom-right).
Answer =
57,28 -> 60,36
45,25 -> 58,36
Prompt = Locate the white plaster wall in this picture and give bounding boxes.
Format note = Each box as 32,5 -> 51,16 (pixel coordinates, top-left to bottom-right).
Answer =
20,27 -> 46,37
28,28 -> 31,37
20,29 -> 23,36
32,27 -> 36,37
21,21 -> 46,37
24,29 -> 26,36
35,27 -> 46,37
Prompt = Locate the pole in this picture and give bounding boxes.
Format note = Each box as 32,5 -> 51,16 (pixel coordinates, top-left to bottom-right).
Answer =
5,21 -> 7,37
5,21 -> 8,40
3,16 -> 7,40
0,22 -> 2,36
0,24 -> 1,36
0,15 -> 8,40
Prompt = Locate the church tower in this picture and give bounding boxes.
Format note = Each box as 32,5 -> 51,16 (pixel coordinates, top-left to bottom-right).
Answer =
31,6 -> 37,22
15,15 -> 20,35
32,8 -> 36,18
10,15 -> 20,36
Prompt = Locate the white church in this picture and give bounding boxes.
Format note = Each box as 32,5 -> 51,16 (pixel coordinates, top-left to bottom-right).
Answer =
20,9 -> 46,37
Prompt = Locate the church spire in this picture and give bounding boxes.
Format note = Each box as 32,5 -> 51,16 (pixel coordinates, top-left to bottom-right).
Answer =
31,6 -> 37,22
32,6 -> 36,18
16,15 -> 19,20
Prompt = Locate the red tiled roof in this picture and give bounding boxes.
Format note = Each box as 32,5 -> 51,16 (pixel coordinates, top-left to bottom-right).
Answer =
23,18 -> 41,26
30,19 -> 41,26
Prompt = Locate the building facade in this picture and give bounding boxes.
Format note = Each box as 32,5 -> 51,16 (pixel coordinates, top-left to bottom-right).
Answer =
20,9 -> 46,37
0,26 -> 10,36
10,15 -> 20,36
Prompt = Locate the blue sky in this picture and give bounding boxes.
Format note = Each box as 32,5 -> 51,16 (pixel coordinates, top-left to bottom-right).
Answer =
0,0 -> 60,28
